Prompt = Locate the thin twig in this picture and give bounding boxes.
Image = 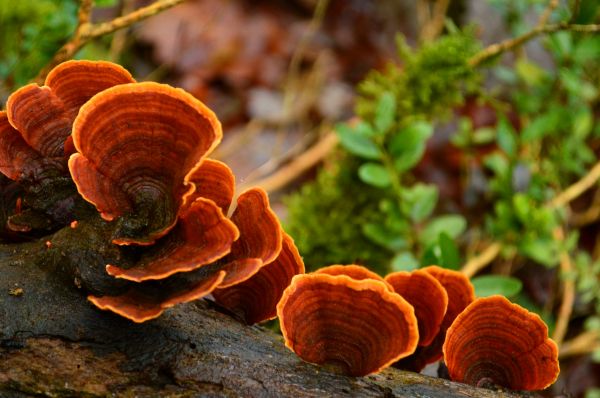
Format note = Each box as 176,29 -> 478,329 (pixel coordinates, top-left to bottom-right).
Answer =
469,22 -> 600,67
419,0 -> 451,42
559,330 -> 600,358
461,242 -> 502,278
552,228 -> 576,348
35,0 -> 187,82
537,0 -> 560,28
550,160 -> 600,208
462,159 -> 600,276
241,133 -> 339,193
109,0 -> 137,61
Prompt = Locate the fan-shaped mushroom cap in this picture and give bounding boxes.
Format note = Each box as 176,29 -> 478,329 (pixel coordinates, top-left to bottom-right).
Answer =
213,233 -> 304,324
443,295 -> 559,390
395,265 -> 475,371
69,82 -> 222,245
0,112 -> 62,182
316,264 -> 393,289
105,198 -> 239,282
5,60 -> 134,160
277,273 -> 419,377
186,158 -> 235,214
385,270 -> 448,346
88,269 -> 226,323
217,188 -> 283,288
45,60 -> 135,122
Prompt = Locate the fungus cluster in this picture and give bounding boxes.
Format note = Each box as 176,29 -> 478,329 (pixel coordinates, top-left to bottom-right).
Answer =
278,264 -> 559,391
0,60 -> 303,323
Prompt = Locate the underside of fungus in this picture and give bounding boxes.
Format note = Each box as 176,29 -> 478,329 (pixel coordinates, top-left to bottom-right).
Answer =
385,270 -> 448,347
277,273 -> 419,377
394,265 -> 474,371
213,233 -> 304,325
443,295 -> 559,391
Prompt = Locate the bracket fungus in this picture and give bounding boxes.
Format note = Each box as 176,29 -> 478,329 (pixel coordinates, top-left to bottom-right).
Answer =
394,265 -> 475,372
385,270 -> 448,347
443,295 -> 559,391
213,233 -> 304,325
277,273 -> 419,377
1,60 -> 297,324
69,81 -> 222,245
315,264 -> 393,289
0,61 -> 135,233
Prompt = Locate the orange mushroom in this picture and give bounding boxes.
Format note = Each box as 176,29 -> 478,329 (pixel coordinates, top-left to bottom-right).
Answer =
89,268 -> 226,323
394,265 -> 474,371
6,60 -> 134,161
315,264 -> 393,289
0,111 -> 61,182
212,233 -> 304,324
0,61 -> 135,233
385,270 -> 448,347
277,273 -> 419,377
105,198 -> 239,282
69,82 -> 222,245
186,158 -> 235,214
443,295 -> 559,390
216,188 -> 283,288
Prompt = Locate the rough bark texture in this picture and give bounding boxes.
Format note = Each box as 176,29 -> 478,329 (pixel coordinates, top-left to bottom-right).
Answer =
0,234 -> 533,398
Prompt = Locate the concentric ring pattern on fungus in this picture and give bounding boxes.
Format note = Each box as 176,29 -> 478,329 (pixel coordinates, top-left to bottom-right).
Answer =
277,273 -> 419,377
443,295 -> 559,391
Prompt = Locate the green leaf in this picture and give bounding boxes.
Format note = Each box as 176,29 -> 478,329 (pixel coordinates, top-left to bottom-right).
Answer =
402,184 -> 438,223
483,153 -> 509,177
374,92 -> 396,133
471,275 -> 523,298
390,121 -> 434,155
439,232 -> 461,270
497,116 -> 517,157
573,108 -> 593,139
393,143 -> 426,172
420,215 -> 466,246
472,127 -> 496,145
515,59 -> 546,86
362,223 -> 408,251
358,163 -> 392,188
519,238 -> 560,267
94,0 -> 118,6
391,252 -> 419,272
421,244 -> 441,267
522,114 -> 556,142
336,124 -> 381,160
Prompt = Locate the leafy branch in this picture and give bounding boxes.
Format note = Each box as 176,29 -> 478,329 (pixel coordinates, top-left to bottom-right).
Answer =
34,0 -> 187,83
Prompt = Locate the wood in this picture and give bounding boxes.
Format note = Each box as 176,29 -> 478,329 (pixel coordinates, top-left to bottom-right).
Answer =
0,226 -> 529,397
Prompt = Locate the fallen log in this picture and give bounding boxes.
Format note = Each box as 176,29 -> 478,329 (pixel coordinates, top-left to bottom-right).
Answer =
0,232 -> 532,398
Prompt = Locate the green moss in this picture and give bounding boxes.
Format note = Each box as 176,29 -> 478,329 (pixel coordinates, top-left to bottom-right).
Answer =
284,153 -> 393,274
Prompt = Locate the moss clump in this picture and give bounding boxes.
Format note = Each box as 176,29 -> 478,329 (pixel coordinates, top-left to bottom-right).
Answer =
284,153 -> 393,274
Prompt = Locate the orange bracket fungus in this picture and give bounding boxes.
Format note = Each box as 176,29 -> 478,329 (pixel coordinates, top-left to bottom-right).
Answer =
213,233 -> 304,325
0,60 -> 134,233
69,81 -> 222,245
394,265 -> 475,372
1,60 -> 297,324
385,270 -> 448,347
443,295 -> 559,391
315,264 -> 393,289
277,273 -> 419,377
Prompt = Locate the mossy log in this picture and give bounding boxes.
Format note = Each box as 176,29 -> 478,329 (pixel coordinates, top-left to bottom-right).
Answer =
0,226 -> 533,398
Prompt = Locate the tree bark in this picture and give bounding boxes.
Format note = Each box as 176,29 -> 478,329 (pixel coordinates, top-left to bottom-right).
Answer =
0,237 -> 534,398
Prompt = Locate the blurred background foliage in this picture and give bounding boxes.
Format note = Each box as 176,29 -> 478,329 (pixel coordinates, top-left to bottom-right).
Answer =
1,0 -> 600,396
